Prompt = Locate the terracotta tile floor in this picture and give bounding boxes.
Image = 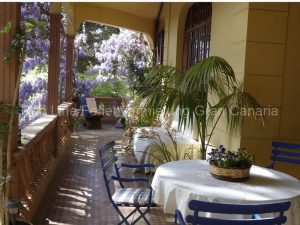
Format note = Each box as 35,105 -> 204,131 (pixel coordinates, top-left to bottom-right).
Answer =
33,123 -> 173,225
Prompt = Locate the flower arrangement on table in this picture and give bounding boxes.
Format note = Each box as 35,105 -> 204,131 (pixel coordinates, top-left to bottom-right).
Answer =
207,145 -> 254,182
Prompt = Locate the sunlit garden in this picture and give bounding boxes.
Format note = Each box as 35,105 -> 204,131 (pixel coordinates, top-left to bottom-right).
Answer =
19,2 -> 152,129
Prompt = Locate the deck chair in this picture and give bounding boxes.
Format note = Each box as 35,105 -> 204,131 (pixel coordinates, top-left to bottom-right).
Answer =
99,141 -> 156,225
81,97 -> 102,129
175,200 -> 291,225
268,141 -> 300,169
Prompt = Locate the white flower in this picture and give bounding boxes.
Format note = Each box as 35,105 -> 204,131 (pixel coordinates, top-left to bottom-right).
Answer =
117,55 -> 122,62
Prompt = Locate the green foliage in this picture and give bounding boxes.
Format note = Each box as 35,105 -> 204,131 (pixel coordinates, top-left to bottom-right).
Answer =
76,22 -> 120,73
0,174 -> 11,188
124,53 -> 152,95
141,56 -> 265,159
3,19 -> 47,61
90,79 -> 129,97
208,145 -> 254,168
69,115 -> 84,131
0,22 -> 11,34
124,97 -> 159,127
23,18 -> 47,32
139,128 -> 193,166
136,109 -> 158,127
0,123 -> 8,139
0,102 -> 20,114
0,102 -> 20,139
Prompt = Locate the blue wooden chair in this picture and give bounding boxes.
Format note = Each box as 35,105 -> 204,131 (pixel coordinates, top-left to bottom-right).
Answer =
269,141 -> 300,169
99,141 -> 156,225
175,200 -> 291,225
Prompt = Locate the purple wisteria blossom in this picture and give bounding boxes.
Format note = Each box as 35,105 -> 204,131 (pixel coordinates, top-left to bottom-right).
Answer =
19,2 -> 68,129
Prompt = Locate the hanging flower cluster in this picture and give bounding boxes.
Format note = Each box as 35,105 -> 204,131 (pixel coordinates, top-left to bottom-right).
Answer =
19,2 -> 67,129
19,6 -> 152,128
19,73 -> 48,129
94,29 -> 151,79
21,3 -> 50,73
74,29 -> 152,96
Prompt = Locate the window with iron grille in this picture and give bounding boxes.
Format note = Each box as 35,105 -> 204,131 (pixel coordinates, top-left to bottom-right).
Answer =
183,3 -> 212,70
154,30 -> 164,65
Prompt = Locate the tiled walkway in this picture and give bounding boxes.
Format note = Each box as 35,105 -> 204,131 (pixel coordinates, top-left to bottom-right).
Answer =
33,123 -> 173,225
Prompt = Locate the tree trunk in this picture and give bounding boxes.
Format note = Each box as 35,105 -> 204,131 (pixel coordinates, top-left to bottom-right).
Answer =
5,51 -> 25,225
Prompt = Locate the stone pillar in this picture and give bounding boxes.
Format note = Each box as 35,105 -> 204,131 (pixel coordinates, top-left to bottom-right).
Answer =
0,3 -> 20,152
65,35 -> 74,102
47,13 -> 61,114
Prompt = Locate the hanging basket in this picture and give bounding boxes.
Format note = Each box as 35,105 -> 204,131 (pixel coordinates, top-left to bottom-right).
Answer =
209,163 -> 251,182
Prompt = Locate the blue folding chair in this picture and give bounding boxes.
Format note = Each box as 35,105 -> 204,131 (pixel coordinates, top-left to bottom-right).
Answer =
99,141 -> 156,225
268,141 -> 300,169
175,200 -> 291,225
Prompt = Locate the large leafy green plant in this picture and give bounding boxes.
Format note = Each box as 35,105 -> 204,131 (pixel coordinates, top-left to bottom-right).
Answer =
141,56 -> 265,159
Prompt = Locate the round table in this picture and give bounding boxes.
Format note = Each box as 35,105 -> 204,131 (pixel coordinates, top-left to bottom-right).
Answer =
151,160 -> 300,225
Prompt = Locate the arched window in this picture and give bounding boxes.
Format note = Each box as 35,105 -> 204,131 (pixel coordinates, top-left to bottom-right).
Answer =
183,3 -> 212,70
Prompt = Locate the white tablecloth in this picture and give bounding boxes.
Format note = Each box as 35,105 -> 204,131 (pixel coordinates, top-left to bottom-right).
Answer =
151,160 -> 300,225
133,128 -> 200,173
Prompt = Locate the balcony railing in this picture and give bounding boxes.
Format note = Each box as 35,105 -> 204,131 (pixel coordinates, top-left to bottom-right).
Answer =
10,102 -> 72,220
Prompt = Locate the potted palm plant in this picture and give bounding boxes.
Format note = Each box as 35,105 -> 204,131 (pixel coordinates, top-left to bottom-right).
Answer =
141,56 -> 265,159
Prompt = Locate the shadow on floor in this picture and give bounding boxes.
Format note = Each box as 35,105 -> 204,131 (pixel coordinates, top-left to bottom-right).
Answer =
32,122 -> 173,225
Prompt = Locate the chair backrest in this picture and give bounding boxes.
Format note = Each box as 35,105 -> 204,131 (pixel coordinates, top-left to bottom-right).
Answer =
186,200 -> 291,225
98,141 -> 119,202
81,96 -> 92,117
271,141 -> 300,167
86,97 -> 98,113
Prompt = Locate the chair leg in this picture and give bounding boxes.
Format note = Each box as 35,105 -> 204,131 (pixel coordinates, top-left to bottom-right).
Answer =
118,208 -> 138,225
114,204 -> 152,225
112,204 -> 131,225
131,207 -> 151,225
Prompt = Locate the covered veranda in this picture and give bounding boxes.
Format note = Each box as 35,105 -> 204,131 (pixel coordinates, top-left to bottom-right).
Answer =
32,123 -> 174,225
1,2 -> 300,225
